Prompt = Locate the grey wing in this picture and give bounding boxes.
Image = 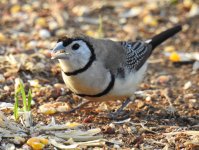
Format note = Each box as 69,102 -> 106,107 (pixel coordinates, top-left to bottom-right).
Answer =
121,41 -> 152,71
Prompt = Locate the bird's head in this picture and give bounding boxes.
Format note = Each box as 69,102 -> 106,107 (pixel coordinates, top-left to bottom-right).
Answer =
51,36 -> 95,73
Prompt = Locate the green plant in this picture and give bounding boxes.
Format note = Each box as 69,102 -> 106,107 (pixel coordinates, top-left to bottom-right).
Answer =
14,79 -> 32,120
97,15 -> 104,38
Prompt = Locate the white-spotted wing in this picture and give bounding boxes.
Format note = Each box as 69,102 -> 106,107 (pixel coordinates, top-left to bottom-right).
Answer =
120,41 -> 152,71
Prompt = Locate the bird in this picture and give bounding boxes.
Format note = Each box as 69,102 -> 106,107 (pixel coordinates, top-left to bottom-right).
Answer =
51,25 -> 182,119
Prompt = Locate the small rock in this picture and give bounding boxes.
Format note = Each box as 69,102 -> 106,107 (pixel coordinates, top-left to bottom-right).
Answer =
183,0 -> 193,10
49,21 -> 59,30
0,33 -> 6,42
33,62 -> 46,72
119,7 -> 142,18
54,83 -> 66,89
55,29 -> 68,36
39,103 -> 56,115
3,85 -> 10,91
22,4 -> 33,13
189,99 -> 196,103
5,143 -> 15,150
127,125 -> 137,134
83,115 -> 94,123
119,18 -> 127,24
183,81 -> 192,90
13,136 -> 26,145
143,15 -> 158,27
39,29 -> 51,39
10,5 -> 21,14
188,100 -> 198,109
72,6 -> 90,16
102,125 -> 115,134
184,93 -> 195,99
56,103 -> 71,112
113,144 -> 121,149
145,96 -> 152,102
137,100 -> 145,109
21,144 -> 32,150
156,75 -> 172,84
35,17 -> 47,27
26,40 -> 37,49
109,123 -> 115,129
189,3 -> 199,17
164,45 -> 176,52
192,61 -> 199,73
0,74 -> 5,83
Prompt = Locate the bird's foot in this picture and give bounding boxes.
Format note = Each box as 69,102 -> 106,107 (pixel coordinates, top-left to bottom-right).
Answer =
166,105 -> 178,118
106,98 -> 133,120
107,110 -> 133,120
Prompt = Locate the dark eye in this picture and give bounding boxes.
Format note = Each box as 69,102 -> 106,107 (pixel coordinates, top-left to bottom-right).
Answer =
72,43 -> 80,50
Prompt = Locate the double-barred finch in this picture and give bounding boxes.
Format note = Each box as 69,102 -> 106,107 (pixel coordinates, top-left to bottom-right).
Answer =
51,25 -> 182,119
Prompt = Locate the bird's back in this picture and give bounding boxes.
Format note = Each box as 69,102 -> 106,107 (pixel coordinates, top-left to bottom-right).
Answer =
85,36 -> 126,75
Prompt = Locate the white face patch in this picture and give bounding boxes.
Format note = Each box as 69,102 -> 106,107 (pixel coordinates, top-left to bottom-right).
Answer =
59,40 -> 92,73
70,40 -> 91,57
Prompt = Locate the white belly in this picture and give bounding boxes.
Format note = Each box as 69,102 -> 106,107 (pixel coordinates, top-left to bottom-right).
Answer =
111,63 -> 147,96
61,62 -> 147,101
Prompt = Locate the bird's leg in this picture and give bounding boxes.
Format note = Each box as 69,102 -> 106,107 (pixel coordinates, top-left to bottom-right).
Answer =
108,96 -> 134,120
64,100 -> 91,114
162,89 -> 177,116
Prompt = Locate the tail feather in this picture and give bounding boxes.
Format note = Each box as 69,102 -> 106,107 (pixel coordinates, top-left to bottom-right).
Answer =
148,25 -> 182,50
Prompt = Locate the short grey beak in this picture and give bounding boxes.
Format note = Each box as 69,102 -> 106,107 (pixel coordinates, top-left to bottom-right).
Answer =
51,42 -> 68,59
51,42 -> 65,54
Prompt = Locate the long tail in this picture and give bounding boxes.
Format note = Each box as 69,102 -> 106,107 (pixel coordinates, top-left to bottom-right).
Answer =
148,25 -> 182,50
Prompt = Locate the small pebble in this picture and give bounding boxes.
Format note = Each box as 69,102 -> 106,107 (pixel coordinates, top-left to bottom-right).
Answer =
192,61 -> 199,73
164,46 -> 175,52
102,125 -> 115,134
119,7 -> 142,18
26,40 -> 37,49
55,29 -> 68,36
10,5 -> 21,14
184,93 -> 195,99
143,15 -> 158,26
39,29 -> 51,39
137,100 -> 145,109
72,6 -> 90,16
145,96 -> 152,102
0,33 -> 6,42
156,75 -> 172,84
183,81 -> 192,90
3,85 -> 10,91
36,17 -> 47,27
0,74 -> 5,83
83,115 -> 94,123
189,3 -> 199,17
13,136 -> 26,145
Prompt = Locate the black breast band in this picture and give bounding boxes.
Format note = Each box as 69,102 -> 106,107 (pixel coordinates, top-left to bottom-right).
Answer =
63,53 -> 96,76
76,72 -> 115,98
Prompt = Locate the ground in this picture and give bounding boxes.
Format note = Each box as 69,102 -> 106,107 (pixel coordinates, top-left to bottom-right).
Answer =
0,0 -> 198,149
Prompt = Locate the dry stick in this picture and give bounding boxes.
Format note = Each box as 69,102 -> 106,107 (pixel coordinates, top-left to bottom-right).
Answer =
145,139 -> 167,146
162,88 -> 173,107
163,131 -> 199,136
66,100 -> 91,113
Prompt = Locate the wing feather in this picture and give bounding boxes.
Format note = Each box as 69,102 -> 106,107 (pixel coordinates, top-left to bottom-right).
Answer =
121,41 -> 152,71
